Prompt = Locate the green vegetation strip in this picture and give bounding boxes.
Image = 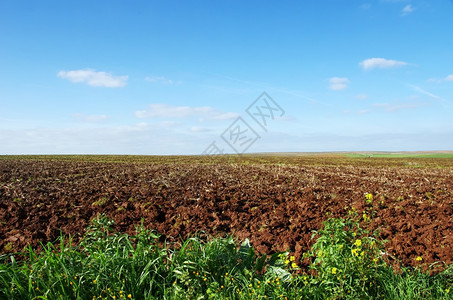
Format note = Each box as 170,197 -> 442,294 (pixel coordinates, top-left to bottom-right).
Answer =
342,153 -> 453,158
1,216 -> 452,300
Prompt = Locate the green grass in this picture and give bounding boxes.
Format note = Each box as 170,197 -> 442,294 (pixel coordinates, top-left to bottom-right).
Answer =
0,216 -> 452,299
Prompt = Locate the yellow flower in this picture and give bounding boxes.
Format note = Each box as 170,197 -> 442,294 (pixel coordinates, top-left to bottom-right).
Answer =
416,256 -> 423,261
127,294 -> 132,299
332,267 -> 337,274
354,239 -> 362,247
351,249 -> 359,256
290,256 -> 295,261
285,259 -> 290,265
446,288 -> 450,294
292,262 -> 298,268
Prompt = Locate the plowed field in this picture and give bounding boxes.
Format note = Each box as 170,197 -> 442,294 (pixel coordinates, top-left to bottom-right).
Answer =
1,155 -> 452,271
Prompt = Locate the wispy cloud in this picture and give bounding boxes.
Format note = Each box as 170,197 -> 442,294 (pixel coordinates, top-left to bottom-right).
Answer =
355,94 -> 369,100
58,69 -> 128,87
360,58 -> 407,70
328,77 -> 350,90
427,75 -> 453,83
380,0 -> 411,3
135,103 -> 239,120
205,72 -> 318,103
145,76 -> 175,85
190,126 -> 212,132
72,114 -> 108,122
401,4 -> 414,16
408,84 -> 451,104
358,109 -> 371,114
372,101 -> 425,112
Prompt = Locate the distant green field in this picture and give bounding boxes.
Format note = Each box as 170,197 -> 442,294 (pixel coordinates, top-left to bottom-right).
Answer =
343,153 -> 453,158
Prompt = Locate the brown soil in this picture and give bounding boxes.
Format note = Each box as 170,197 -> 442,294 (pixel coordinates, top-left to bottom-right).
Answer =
0,156 -> 452,272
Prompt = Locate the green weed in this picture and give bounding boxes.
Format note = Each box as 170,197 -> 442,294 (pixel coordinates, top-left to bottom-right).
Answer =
0,215 -> 451,299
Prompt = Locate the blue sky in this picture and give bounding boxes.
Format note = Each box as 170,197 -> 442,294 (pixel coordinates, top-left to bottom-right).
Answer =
1,0 -> 453,154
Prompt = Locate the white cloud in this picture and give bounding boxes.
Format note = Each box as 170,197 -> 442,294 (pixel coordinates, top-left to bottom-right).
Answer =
401,4 -> 414,16
360,58 -> 407,70
328,77 -> 350,90
135,103 -> 239,120
145,76 -> 174,85
0,125 -> 207,155
446,75 -> 453,81
58,69 -> 128,87
72,114 -> 108,122
355,94 -> 369,100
